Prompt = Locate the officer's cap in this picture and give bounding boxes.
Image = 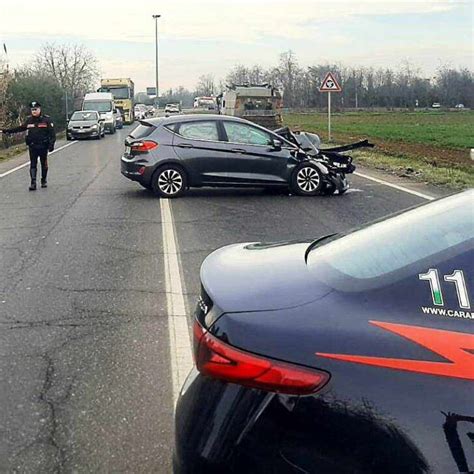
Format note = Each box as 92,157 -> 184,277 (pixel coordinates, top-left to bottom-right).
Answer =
29,101 -> 41,108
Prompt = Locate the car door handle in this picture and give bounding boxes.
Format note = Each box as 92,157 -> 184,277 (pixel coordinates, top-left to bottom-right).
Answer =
231,148 -> 246,154
177,143 -> 193,148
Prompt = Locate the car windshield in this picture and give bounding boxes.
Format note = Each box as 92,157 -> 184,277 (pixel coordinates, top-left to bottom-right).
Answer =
296,132 -> 320,151
71,111 -> 97,121
109,87 -> 129,99
308,190 -> 474,281
84,101 -> 112,112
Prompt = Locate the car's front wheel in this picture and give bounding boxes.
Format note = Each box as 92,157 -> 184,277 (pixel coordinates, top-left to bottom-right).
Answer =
291,164 -> 323,196
152,165 -> 187,198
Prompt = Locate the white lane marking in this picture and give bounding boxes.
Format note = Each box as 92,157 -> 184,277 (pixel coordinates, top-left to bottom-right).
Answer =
354,171 -> 434,201
0,141 -> 78,178
160,198 -> 193,406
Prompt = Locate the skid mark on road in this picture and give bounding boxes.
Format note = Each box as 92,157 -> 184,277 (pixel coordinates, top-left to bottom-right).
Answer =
160,198 -> 193,407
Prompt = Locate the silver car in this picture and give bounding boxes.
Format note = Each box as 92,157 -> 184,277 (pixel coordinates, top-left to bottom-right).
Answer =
114,109 -> 124,129
67,111 -> 105,140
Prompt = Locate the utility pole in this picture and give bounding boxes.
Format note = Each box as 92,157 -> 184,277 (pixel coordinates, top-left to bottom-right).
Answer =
152,14 -> 161,107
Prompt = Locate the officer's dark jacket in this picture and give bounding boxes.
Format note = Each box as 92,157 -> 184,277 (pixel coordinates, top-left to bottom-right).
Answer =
4,115 -> 56,148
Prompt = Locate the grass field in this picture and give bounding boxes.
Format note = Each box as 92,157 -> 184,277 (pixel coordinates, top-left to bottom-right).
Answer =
284,110 -> 474,149
283,110 -> 474,189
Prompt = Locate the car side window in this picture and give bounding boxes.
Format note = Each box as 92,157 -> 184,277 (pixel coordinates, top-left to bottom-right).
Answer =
178,121 -> 219,141
224,122 -> 272,146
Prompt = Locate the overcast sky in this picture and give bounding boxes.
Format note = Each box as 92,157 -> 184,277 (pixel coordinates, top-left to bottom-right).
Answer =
0,0 -> 472,93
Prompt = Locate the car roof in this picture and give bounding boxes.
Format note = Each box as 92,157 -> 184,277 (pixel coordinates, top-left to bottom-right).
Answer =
144,114 -> 272,127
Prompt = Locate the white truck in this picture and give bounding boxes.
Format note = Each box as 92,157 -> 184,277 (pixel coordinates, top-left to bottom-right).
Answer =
82,92 -> 117,134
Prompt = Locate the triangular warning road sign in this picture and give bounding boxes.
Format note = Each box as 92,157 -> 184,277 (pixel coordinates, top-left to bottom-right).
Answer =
319,72 -> 342,92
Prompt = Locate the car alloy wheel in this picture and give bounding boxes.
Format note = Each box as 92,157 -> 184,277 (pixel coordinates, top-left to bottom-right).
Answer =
291,164 -> 323,196
153,165 -> 187,198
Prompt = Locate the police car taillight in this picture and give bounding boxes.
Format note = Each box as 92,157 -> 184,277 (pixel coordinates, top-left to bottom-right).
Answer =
131,140 -> 158,152
193,320 -> 329,395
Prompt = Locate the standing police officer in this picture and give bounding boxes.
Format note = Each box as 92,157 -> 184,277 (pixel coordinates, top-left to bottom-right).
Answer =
1,101 -> 56,190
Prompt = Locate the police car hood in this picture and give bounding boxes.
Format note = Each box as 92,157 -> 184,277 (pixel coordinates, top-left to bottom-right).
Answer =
200,241 -> 331,313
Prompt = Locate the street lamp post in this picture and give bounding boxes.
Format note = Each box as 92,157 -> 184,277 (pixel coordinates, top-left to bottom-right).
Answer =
152,14 -> 161,106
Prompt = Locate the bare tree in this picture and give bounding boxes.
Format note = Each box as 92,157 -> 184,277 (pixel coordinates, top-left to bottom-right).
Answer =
226,65 -> 250,85
33,43 -> 98,102
274,51 -> 301,107
196,74 -> 215,96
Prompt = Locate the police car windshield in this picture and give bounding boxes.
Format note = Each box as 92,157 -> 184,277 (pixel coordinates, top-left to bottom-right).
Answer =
308,190 -> 473,281
71,112 -> 98,121
83,101 -> 112,112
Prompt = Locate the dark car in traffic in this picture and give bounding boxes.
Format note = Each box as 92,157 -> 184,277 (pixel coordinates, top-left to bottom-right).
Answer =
66,110 -> 105,140
174,190 -> 474,473
121,115 -> 360,197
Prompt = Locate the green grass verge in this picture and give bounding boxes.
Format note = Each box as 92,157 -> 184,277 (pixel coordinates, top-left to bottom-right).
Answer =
0,131 -> 66,163
353,149 -> 474,189
283,111 -> 473,190
284,110 -> 474,149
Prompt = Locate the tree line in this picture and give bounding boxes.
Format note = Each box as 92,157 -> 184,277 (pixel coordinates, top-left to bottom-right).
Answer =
1,44 -> 472,136
168,51 -> 473,110
0,43 -> 97,134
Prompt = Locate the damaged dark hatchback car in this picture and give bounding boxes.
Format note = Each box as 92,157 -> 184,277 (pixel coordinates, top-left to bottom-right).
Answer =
121,114 -> 373,198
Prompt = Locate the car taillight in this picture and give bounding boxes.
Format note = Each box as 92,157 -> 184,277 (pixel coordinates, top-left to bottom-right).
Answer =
193,321 -> 329,395
131,140 -> 158,152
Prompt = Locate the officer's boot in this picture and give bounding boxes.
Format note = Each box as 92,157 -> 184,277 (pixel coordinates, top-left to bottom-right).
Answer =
29,167 -> 37,191
41,158 -> 48,188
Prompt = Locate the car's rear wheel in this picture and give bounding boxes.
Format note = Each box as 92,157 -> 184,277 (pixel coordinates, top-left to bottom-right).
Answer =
152,165 -> 187,198
291,164 -> 323,196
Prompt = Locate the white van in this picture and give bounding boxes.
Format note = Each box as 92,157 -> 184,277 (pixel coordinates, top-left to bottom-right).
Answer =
82,92 -> 116,133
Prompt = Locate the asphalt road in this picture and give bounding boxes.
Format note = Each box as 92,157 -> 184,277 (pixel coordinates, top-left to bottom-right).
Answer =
0,126 -> 439,472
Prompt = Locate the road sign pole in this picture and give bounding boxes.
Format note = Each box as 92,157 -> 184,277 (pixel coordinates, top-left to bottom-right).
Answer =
328,92 -> 331,142
319,72 -> 342,143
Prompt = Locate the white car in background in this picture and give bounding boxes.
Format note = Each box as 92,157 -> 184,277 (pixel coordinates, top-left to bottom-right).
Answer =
134,104 -> 147,120
164,103 -> 181,114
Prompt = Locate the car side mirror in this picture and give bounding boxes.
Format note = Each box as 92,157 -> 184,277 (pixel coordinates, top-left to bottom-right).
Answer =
272,138 -> 283,150
99,119 -> 105,123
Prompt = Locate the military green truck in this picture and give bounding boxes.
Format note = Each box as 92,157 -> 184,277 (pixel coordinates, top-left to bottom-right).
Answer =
218,84 -> 283,129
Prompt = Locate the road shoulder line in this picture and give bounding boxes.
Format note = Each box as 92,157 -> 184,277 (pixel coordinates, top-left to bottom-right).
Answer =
160,198 -> 193,407
0,141 -> 78,178
354,171 -> 435,200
